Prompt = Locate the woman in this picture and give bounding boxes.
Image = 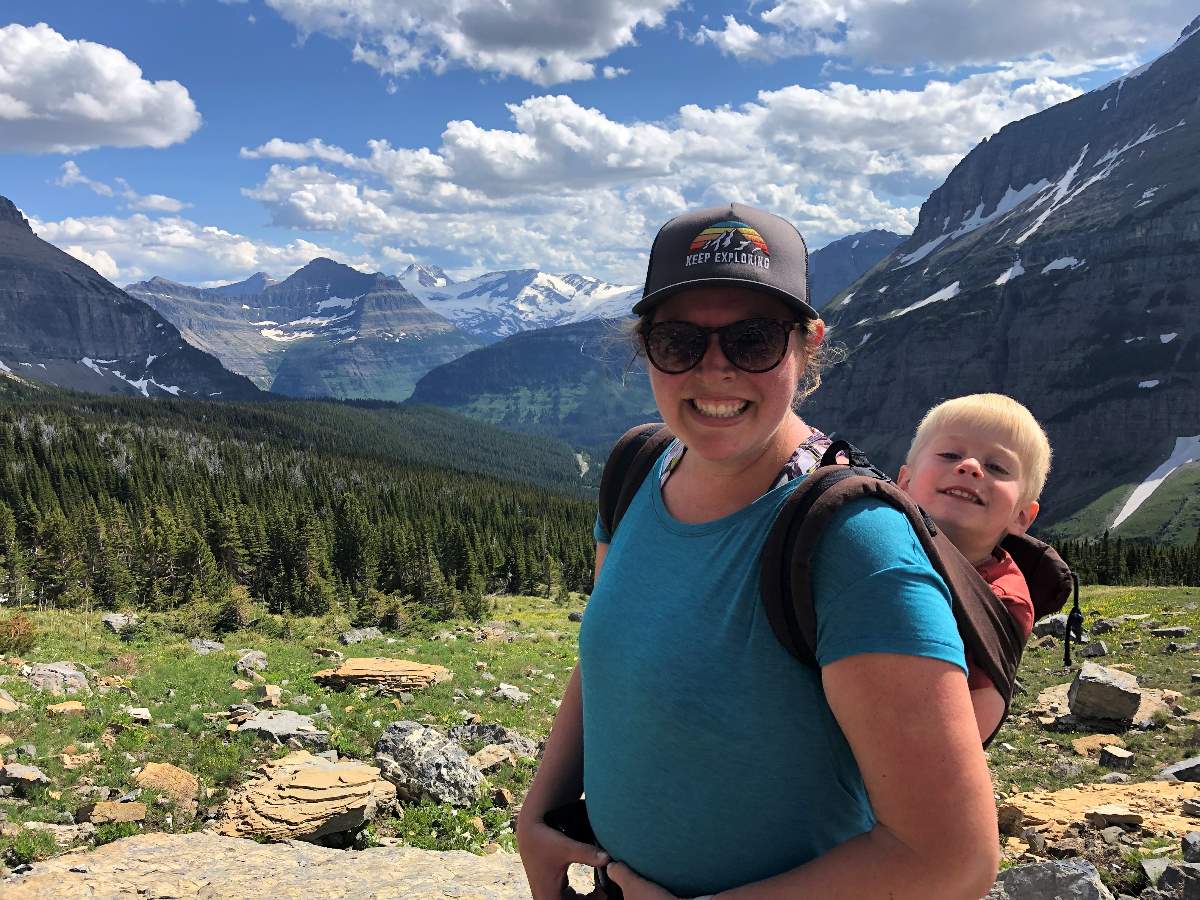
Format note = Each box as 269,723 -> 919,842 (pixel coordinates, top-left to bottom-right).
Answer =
517,204 -> 998,900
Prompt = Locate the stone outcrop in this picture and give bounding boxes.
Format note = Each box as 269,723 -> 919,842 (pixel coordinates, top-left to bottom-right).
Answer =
374,721 -> 483,807
339,627 -> 383,645
1068,662 -> 1142,721
1,831 -> 593,898
22,662 -> 90,696
216,750 -> 396,842
984,858 -> 1114,899
237,709 -> 330,748
234,649 -> 267,675
190,638 -> 225,655
998,781 -> 1200,846
449,723 -> 538,760
313,658 -> 452,694
135,762 -> 199,818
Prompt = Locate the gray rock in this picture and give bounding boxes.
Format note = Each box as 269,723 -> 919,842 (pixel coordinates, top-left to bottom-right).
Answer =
1092,619 -> 1120,634
1183,798 -> 1200,817
448,723 -> 538,759
1143,857 -> 1172,887
1067,662 -> 1141,721
1079,641 -> 1109,659
0,762 -> 50,796
1159,861 -> 1200,897
1100,745 -> 1135,769
374,721 -> 483,808
1159,757 -> 1200,782
492,683 -> 530,705
1033,614 -> 1070,639
338,627 -> 383,645
189,638 -> 225,655
22,662 -> 91,696
985,859 -> 1114,899
1184,832 -> 1200,863
567,611 -> 583,623
1152,626 -> 1194,638
234,649 -> 267,675
1101,772 -> 1132,784
100,613 -> 137,635
237,710 -> 329,749
1167,642 -> 1200,653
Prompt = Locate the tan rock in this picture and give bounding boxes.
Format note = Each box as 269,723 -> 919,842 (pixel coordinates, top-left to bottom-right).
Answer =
0,734 -> 13,747
1003,780 -> 1200,846
58,753 -> 99,771
47,701 -> 86,716
136,762 -> 199,818
77,801 -> 147,824
1084,803 -> 1144,827
313,658 -> 452,694
470,744 -> 514,773
0,689 -> 21,713
230,679 -> 252,691
259,684 -> 282,708
216,750 -> 396,842
1071,734 -> 1125,757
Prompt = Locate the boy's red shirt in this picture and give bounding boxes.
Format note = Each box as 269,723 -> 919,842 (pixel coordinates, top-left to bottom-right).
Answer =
966,546 -> 1035,691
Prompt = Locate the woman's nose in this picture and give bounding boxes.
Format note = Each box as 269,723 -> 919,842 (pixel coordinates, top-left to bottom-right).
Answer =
696,332 -> 735,375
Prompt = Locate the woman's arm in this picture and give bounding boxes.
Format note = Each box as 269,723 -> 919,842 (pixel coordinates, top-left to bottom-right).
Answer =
712,652 -> 998,900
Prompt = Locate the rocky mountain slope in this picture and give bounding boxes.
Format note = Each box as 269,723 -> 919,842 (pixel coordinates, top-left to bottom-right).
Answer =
0,196 -> 260,401
128,259 -> 481,401
809,230 -> 906,309
805,14 -> 1200,542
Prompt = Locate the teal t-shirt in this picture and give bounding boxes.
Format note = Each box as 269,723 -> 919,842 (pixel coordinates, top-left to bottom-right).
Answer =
580,448 -> 966,897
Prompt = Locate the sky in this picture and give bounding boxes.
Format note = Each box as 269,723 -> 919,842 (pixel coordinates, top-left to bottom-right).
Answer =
2,1 -> 1195,288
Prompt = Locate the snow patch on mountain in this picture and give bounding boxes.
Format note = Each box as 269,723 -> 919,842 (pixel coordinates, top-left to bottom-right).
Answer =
889,281 -> 961,319
1112,434 -> 1200,529
995,258 -> 1025,285
1042,257 -> 1083,273
1161,333 -> 1178,343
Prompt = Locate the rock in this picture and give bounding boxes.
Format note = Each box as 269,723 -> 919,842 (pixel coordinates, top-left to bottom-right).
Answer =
1078,641 -> 1109,659
1160,862 -> 1200,896
1092,619 -> 1120,634
0,763 -> 50,795
1072,734 -> 1125,757
230,679 -> 252,691
448,723 -> 538,760
0,831 -> 594,898
1152,627 -> 1194,638
135,763 -> 198,819
374,722 -> 483,808
23,662 -> 90,696
259,684 -> 282,708
189,638 -> 224,655
47,700 -> 86,716
1184,832 -> 1200,863
985,858 -> 1114,898
1161,758 -> 1200,782
567,611 -> 583,623
234,650 -> 267,675
1033,614 -> 1071,639
1167,642 -> 1200,653
1047,837 -> 1087,859
125,707 -> 152,724
493,786 -> 514,808
1100,746 -> 1135,769
1084,804 -> 1143,827
58,753 -> 98,771
100,613 -> 137,635
0,688 -> 21,713
1143,857 -> 1172,887
1183,798 -> 1200,817
237,710 -> 329,749
1101,772 -> 1131,783
1100,825 -> 1125,845
469,745 -> 514,772
313,647 -> 344,661
313,658 -> 452,694
216,750 -> 395,842
998,803 -> 1025,836
20,820 -> 95,847
493,683 -> 530,705
76,801 -> 146,825
338,627 -> 383,646
1068,663 -> 1141,721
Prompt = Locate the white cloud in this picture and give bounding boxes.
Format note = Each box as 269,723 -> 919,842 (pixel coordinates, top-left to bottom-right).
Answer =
263,0 -> 681,85
54,161 -> 191,213
602,65 -> 631,79
29,212 -> 370,285
701,1 -> 1194,69
0,22 -> 201,153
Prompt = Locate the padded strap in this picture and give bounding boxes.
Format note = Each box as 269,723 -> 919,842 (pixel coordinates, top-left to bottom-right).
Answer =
597,423 -> 675,539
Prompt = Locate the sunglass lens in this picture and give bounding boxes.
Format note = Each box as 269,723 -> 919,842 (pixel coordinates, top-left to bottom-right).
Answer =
721,319 -> 788,372
646,323 -> 705,373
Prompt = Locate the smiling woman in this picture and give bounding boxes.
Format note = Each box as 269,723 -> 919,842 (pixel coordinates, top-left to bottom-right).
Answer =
516,202 -> 1000,900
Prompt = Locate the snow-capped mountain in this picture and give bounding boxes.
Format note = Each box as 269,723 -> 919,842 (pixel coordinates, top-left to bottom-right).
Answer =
397,264 -> 640,343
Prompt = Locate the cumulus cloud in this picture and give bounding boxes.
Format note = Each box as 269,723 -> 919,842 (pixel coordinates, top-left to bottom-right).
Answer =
54,161 -> 191,213
263,0 -> 680,85
0,22 -> 201,153
29,212 -> 371,285
699,0 -> 1192,69
237,64 -> 1082,280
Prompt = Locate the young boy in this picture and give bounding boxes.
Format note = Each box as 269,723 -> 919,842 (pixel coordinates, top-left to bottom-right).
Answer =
897,393 -> 1052,741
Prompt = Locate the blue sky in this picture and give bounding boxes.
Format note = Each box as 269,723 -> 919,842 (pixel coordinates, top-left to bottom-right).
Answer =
2,1 -> 1194,287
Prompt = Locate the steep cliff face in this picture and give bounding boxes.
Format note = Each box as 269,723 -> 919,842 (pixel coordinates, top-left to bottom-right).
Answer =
809,230 -> 906,310
129,258 -> 481,401
0,196 -> 261,400
807,17 -> 1200,540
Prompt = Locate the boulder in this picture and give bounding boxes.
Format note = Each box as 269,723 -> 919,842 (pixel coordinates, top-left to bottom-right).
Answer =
189,638 -> 224,655
237,710 -> 329,749
126,706 -> 152,724
374,721 -> 482,807
1100,746 -> 1135,769
0,687 -> 21,713
22,662 -> 90,696
448,723 -> 538,759
1160,757 -> 1200,782
76,801 -> 146,825
984,859 -> 1114,899
313,658 -> 452,694
1078,641 -> 1109,659
135,763 -> 199,818
259,684 -> 282,708
338,627 -> 382,646
1159,862 -> 1200,897
47,700 -> 86,716
216,750 -> 396,842
1152,626 -> 1194,638
493,683 -> 530,704
101,613 -> 137,635
1071,734 -> 1125,757
0,762 -> 50,795
1184,831 -> 1200,863
469,745 -> 514,772
1033,614 -> 1070,639
1084,804 -> 1143,827
234,650 -> 267,675
1067,663 -> 1141,721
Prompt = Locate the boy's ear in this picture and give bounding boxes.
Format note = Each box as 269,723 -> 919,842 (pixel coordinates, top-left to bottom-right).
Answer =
1010,500 -> 1040,535
896,464 -> 910,489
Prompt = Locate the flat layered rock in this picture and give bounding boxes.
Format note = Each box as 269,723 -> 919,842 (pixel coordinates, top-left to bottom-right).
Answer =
237,709 -> 330,749
216,750 -> 396,842
136,762 -> 199,818
2,831 -> 593,898
313,658 -> 452,694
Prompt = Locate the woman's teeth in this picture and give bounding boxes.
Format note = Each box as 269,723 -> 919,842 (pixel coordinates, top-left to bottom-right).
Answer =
691,399 -> 749,418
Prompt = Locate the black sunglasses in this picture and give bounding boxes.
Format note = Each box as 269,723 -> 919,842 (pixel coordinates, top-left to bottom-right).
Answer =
640,318 -> 801,374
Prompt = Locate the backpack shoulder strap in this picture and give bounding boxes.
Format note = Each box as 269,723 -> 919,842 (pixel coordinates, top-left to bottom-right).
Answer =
597,423 -> 676,539
761,456 -> 1026,745
1000,531 -> 1074,620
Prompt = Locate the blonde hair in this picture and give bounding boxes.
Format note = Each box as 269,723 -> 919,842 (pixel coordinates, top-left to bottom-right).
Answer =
906,393 -> 1052,506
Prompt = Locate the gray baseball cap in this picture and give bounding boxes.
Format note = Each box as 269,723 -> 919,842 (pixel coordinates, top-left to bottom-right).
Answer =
633,202 -> 816,319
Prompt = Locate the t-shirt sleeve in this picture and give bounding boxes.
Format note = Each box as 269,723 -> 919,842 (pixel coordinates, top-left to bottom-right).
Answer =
983,552 -> 1035,639
594,514 -> 611,545
810,498 -> 967,674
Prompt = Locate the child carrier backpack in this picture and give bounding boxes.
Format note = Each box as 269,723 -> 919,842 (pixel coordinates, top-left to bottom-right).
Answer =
597,423 -> 1079,746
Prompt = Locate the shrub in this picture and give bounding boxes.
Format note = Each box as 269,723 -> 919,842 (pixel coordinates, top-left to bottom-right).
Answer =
3,828 -> 58,864
214,585 -> 259,633
0,612 -> 36,655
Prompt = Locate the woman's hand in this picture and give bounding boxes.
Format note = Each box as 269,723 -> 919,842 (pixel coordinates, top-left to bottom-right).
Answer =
517,815 -> 611,900
605,861 -> 680,900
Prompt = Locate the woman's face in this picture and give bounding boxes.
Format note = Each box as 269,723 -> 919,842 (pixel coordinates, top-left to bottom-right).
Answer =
646,286 -> 822,466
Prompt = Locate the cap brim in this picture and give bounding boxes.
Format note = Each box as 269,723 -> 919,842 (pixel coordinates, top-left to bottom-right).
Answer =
632,276 -> 818,320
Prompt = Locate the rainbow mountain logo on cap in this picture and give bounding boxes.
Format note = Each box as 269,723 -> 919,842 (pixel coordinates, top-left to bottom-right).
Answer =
684,219 -> 770,270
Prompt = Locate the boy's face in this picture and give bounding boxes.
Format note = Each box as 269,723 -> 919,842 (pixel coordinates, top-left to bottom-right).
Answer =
897,424 -> 1039,560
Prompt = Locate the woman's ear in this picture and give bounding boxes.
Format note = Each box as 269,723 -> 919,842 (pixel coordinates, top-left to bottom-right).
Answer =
806,318 -> 826,349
